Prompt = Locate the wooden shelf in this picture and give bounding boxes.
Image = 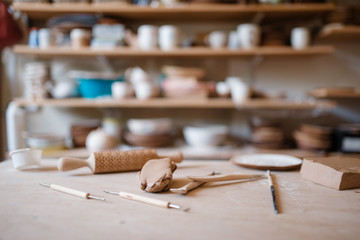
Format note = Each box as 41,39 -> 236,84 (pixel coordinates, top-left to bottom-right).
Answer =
12,3 -> 334,21
309,91 -> 360,99
13,97 -> 336,110
41,145 -> 360,160
317,25 -> 360,41
13,45 -> 334,58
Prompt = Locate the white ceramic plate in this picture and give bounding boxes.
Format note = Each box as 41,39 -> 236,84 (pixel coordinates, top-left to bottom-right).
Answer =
231,154 -> 303,171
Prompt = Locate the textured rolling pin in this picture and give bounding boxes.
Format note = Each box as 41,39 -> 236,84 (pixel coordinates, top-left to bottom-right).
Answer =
57,149 -> 183,174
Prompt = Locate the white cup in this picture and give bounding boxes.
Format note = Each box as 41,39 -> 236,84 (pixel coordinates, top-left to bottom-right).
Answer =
228,31 -> 239,50
216,81 -> 230,97
237,24 -> 261,49
70,29 -> 91,49
227,77 -> 249,104
134,82 -> 155,99
158,25 -> 180,51
208,31 -> 227,49
112,82 -> 133,99
125,67 -> 150,85
38,28 -> 54,49
291,27 -> 310,50
9,148 -> 42,170
138,25 -> 158,51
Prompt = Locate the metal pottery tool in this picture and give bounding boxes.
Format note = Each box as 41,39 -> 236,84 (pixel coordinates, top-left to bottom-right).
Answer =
57,149 -> 183,174
39,183 -> 105,201
104,190 -> 189,212
267,170 -> 279,214
170,171 -> 218,194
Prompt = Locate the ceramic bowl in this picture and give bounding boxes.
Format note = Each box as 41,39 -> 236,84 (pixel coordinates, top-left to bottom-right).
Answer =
183,124 -> 229,147
9,148 -> 42,170
127,118 -> 173,135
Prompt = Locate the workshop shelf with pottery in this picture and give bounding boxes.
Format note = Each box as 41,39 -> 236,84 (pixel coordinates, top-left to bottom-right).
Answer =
6,1 -> 357,158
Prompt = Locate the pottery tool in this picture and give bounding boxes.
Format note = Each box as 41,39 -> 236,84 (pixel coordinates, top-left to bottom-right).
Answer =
104,190 -> 189,211
39,183 -> 105,201
170,171 -> 217,194
57,149 -> 183,174
187,172 -> 265,182
267,170 -> 279,214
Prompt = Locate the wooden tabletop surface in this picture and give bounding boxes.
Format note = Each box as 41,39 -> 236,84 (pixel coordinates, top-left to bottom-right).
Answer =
0,158 -> 359,240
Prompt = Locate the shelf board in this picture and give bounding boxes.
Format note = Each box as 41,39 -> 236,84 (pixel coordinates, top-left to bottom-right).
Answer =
12,3 -> 334,21
41,145 -> 360,160
13,97 -> 336,110
309,91 -> 360,99
317,25 -> 360,41
12,45 -> 334,58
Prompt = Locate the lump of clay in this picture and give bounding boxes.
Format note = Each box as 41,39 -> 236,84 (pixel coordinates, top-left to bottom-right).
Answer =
137,158 -> 177,193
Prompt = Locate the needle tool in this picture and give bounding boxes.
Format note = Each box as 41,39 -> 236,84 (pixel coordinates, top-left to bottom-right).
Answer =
104,190 -> 189,212
267,170 -> 279,214
39,183 -> 105,201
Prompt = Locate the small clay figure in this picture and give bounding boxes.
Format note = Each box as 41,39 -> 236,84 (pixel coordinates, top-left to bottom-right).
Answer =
137,158 -> 177,193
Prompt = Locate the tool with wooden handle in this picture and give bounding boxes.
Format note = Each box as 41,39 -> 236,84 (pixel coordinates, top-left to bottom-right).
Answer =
39,183 -> 105,201
170,171 -> 217,194
104,190 -> 189,211
267,170 -> 279,214
57,149 -> 183,174
187,173 -> 265,182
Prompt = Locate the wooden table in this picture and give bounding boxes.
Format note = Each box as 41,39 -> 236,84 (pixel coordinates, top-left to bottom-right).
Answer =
0,158 -> 359,240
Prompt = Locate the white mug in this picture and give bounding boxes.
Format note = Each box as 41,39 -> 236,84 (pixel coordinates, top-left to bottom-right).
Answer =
228,31 -> 239,50
216,81 -> 230,97
70,29 -> 91,49
134,82 -> 155,99
125,67 -> 149,85
208,31 -> 227,49
237,24 -> 261,49
291,27 -> 310,49
159,25 -> 180,51
138,25 -> 158,51
112,82 -> 133,99
227,77 -> 249,104
38,28 -> 54,49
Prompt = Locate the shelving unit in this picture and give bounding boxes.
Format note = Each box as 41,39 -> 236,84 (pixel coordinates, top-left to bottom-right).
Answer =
14,97 -> 336,110
12,2 -> 335,21
8,2 -> 341,156
13,45 -> 334,58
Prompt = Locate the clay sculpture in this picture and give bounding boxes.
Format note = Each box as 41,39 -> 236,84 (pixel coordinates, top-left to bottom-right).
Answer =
137,158 -> 177,193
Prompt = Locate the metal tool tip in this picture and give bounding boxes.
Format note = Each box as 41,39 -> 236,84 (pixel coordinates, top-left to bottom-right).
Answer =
39,183 -> 51,187
103,190 -> 119,195
89,195 -> 106,201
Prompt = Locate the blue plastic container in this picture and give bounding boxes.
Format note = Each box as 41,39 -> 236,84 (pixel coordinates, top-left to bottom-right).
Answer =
77,77 -> 123,99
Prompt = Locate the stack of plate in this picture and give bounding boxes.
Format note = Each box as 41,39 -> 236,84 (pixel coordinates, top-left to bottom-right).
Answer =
25,133 -> 66,151
249,126 -> 285,149
71,120 -> 100,147
161,65 -> 212,99
124,118 -> 175,148
293,124 -> 333,151
22,62 -> 49,100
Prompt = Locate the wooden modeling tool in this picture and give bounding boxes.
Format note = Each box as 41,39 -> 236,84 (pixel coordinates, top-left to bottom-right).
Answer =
39,183 -> 105,201
57,149 -> 183,174
187,173 -> 265,182
104,190 -> 189,212
170,171 -> 217,194
267,170 -> 279,214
